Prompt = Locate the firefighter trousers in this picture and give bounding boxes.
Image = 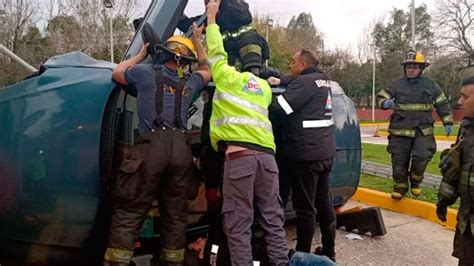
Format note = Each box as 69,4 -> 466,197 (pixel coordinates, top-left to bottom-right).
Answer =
105,129 -> 195,265
387,131 -> 436,193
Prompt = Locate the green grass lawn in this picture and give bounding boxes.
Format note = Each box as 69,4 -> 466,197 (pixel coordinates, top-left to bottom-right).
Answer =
379,124 -> 460,137
362,143 -> 442,176
358,174 -> 460,209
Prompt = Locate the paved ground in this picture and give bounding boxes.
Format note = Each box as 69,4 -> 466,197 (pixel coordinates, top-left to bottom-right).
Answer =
360,125 -> 454,151
285,201 -> 458,265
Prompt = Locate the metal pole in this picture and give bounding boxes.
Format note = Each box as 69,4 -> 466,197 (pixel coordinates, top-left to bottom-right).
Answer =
372,46 -> 376,122
0,44 -> 37,73
110,11 -> 114,63
411,0 -> 416,49
265,23 -> 269,67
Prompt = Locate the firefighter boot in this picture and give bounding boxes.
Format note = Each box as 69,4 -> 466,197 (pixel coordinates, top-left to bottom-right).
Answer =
391,154 -> 410,200
391,182 -> 409,200
410,159 -> 428,197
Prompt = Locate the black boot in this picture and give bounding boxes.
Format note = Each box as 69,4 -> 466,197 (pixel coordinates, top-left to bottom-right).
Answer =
314,246 -> 336,262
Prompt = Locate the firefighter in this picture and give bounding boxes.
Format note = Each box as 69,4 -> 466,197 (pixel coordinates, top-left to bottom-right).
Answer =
268,50 -> 337,262
376,49 -> 453,200
202,0 -> 289,264
437,76 -> 474,266
103,31 -> 211,265
178,0 -> 272,77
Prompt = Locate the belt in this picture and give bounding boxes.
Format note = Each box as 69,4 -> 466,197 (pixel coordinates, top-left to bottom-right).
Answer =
225,149 -> 264,161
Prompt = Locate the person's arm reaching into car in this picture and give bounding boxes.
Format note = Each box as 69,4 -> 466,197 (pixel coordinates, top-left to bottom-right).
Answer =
192,22 -> 211,84
205,0 -> 247,88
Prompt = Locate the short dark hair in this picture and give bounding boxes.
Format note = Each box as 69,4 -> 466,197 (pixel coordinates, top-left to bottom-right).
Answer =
299,49 -> 319,66
462,76 -> 474,87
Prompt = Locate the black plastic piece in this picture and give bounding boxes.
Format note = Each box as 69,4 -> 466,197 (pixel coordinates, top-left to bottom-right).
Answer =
336,207 -> 387,236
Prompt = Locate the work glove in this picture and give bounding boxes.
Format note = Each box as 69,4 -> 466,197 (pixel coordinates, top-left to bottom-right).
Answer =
436,203 -> 447,222
445,125 -> 453,137
382,99 -> 395,109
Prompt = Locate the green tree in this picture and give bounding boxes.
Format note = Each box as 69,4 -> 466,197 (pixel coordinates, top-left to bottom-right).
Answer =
372,4 -> 435,88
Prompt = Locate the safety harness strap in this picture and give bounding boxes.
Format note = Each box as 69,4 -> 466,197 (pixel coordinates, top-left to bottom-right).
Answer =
154,67 -> 188,129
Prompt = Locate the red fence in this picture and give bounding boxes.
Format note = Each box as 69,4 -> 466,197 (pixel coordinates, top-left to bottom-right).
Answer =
356,109 -> 464,122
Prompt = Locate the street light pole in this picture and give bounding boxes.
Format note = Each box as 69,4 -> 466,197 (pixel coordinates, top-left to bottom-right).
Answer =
103,0 -> 115,63
265,19 -> 273,67
411,0 -> 416,49
110,13 -> 114,62
372,44 -> 376,122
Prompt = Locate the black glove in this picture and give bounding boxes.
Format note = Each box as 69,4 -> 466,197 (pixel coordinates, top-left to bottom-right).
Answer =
436,203 -> 447,222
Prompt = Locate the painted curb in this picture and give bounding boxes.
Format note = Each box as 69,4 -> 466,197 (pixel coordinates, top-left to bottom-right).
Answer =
352,187 -> 458,231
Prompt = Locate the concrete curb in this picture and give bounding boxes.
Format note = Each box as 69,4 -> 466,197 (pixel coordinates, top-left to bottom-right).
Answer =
352,187 -> 458,231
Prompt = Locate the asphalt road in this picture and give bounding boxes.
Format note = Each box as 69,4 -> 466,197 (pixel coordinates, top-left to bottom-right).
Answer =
284,200 -> 457,265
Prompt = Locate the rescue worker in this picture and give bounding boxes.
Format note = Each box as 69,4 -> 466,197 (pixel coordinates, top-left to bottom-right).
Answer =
203,0 -> 289,264
376,49 -> 453,199
437,76 -> 474,266
267,50 -> 336,261
178,0 -> 271,77
103,30 -> 211,265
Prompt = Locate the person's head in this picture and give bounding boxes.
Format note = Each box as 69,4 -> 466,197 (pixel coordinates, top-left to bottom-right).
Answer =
161,35 -> 197,68
401,49 -> 429,78
458,76 -> 474,118
289,49 -> 319,76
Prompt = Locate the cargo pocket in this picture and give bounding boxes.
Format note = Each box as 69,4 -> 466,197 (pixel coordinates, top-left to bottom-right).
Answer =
221,198 -> 236,234
229,164 -> 254,180
115,159 -> 143,201
263,159 -> 280,175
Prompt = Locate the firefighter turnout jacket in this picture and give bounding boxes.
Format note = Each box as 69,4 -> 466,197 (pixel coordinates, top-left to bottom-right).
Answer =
206,23 -> 275,152
269,67 -> 336,161
376,76 -> 453,137
438,118 -> 474,236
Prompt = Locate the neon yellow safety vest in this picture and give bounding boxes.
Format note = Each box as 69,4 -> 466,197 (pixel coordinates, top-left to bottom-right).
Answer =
206,23 -> 275,152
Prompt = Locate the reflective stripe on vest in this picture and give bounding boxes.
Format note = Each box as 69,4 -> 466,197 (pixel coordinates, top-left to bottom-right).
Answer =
208,54 -> 226,65
434,93 -> 448,105
222,24 -> 254,41
459,170 -> 474,187
378,89 -> 392,100
394,103 -> 433,111
277,95 -> 294,115
442,114 -> 454,124
214,92 -> 268,116
420,127 -> 434,136
438,181 -> 458,200
160,248 -> 185,263
104,248 -> 133,264
388,128 -> 416,137
215,116 -> 273,132
302,119 -> 334,128
240,44 -> 262,57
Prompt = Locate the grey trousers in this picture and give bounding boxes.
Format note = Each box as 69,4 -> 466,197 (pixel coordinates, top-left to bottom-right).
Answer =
222,151 -> 289,266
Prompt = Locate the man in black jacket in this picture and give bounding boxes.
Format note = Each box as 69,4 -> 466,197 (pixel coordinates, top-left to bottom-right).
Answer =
268,49 -> 337,262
